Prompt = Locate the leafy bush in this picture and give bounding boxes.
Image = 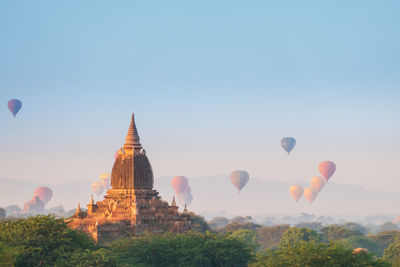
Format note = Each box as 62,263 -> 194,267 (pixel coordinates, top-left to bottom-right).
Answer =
109,231 -> 253,267
280,227 -> 321,246
250,241 -> 389,267
383,242 -> 400,267
256,225 -> 289,250
321,225 -> 363,241
0,215 -> 96,266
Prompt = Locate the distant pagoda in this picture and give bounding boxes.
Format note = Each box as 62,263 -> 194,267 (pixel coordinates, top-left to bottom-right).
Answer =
69,114 -> 190,242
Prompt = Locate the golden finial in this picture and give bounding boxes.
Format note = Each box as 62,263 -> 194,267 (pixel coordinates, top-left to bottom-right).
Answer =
124,113 -> 142,149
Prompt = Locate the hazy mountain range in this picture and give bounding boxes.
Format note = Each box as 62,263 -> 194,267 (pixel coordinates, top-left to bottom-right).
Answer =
1,175 -> 399,220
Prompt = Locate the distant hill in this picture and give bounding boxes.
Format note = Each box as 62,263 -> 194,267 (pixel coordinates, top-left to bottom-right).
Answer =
1,176 -> 399,219
154,175 -> 400,219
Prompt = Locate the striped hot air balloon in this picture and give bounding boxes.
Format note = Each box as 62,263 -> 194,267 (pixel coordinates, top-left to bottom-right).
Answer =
230,170 -> 250,193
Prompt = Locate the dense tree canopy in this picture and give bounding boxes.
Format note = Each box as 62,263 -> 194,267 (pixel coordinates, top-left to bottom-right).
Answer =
250,241 -> 389,267
0,216 -> 394,267
188,213 -> 211,233
321,225 -> 363,241
342,222 -> 369,235
383,242 -> 400,266
280,227 -> 321,246
0,215 -> 96,266
256,225 -> 289,250
110,231 -> 253,267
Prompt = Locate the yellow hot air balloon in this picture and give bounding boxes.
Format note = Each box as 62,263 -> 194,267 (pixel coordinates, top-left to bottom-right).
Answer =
310,176 -> 325,192
304,187 -> 318,203
289,185 -> 304,202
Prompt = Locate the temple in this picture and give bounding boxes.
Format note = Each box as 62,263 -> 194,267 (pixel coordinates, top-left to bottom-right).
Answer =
69,114 -> 190,242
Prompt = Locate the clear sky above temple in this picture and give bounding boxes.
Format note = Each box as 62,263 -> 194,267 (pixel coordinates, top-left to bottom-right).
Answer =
1,1 -> 400,192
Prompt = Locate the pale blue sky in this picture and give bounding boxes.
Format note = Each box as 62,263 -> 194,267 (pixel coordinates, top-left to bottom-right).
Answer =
1,1 -> 400,192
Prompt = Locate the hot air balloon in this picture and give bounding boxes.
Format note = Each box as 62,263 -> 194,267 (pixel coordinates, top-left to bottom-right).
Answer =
171,176 -> 189,194
319,161 -> 336,182
91,182 -> 104,196
177,193 -> 193,206
181,185 -> 191,194
7,99 -> 22,117
230,170 -> 249,193
304,187 -> 317,203
281,137 -> 296,154
289,185 -> 304,202
33,186 -> 53,204
100,173 -> 111,190
310,176 -> 325,192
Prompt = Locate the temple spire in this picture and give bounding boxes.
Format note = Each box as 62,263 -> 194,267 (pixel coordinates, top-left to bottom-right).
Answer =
124,113 -> 141,149
76,202 -> 81,213
89,194 -> 94,205
171,196 -> 177,207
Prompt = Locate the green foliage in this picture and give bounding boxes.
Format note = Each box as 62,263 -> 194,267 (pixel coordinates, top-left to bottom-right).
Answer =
256,225 -> 289,250
295,222 -> 323,232
188,213 -> 211,233
250,241 -> 390,267
342,222 -> 369,235
227,229 -> 259,249
340,235 -> 380,255
321,225 -> 363,241
383,242 -> 400,267
0,216 -> 395,267
280,227 -> 321,246
0,241 -> 24,267
110,231 -> 254,267
367,230 -> 400,257
52,248 -> 118,267
217,222 -> 261,233
0,215 -> 96,266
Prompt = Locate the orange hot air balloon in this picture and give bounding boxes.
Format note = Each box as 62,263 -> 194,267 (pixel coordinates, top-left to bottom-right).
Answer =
91,182 -> 104,196
33,186 -> 53,204
304,187 -> 318,203
289,185 -> 304,202
171,176 -> 189,194
310,176 -> 325,192
319,161 -> 336,182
